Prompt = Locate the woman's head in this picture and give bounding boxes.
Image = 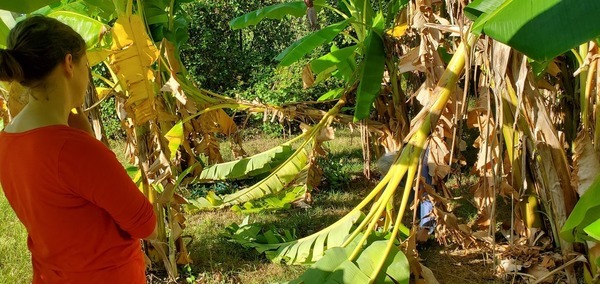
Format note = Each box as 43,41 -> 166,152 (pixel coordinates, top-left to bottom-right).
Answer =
0,15 -> 86,88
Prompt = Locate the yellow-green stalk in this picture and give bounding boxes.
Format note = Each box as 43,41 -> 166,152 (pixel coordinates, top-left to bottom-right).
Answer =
366,34 -> 478,282
500,86 -> 541,231
580,43 -> 590,130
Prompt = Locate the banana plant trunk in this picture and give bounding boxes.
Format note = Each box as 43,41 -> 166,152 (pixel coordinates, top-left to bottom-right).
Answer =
83,70 -> 110,147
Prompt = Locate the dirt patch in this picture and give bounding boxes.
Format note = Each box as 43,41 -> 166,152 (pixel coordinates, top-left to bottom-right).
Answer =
419,243 -> 500,284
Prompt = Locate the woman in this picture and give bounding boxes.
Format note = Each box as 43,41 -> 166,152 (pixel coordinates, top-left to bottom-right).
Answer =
0,16 -> 157,283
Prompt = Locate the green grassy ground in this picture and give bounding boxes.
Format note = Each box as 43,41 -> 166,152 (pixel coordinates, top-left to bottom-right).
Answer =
0,191 -> 30,284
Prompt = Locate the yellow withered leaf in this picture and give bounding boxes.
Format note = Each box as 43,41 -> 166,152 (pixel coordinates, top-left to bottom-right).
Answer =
197,134 -> 224,164
109,15 -> 159,125
199,109 -> 238,136
302,64 -> 314,89
87,48 -> 113,66
95,87 -> 112,100
386,23 -> 409,39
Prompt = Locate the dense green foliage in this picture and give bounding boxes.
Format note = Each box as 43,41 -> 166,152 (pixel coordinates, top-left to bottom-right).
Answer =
181,1 -> 295,92
180,0 -> 341,105
99,97 -> 125,140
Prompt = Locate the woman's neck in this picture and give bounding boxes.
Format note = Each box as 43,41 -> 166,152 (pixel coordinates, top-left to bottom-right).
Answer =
4,87 -> 71,133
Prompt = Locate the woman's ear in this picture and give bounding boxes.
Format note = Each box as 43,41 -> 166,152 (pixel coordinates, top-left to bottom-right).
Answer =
63,54 -> 75,78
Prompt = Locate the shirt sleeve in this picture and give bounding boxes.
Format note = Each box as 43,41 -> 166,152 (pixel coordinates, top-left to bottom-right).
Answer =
58,134 -> 156,239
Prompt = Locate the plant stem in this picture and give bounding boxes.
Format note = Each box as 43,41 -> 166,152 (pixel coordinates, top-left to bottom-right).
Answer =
580,43 -> 590,130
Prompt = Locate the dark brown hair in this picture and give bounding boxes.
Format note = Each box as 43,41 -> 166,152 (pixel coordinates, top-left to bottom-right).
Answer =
0,15 -> 86,87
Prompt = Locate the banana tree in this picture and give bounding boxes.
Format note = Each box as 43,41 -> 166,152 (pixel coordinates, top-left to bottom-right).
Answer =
230,0 -> 410,152
467,0 -> 600,282
0,0 -> 240,279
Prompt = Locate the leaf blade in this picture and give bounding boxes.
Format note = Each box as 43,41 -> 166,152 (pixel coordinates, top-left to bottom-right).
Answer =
229,2 -> 307,30
354,14 -> 386,121
276,19 -> 352,67
478,0 -> 600,61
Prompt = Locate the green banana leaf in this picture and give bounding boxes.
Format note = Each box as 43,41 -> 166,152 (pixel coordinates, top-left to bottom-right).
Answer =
143,0 -> 189,47
560,175 -> 600,242
386,0 -> 409,24
468,0 -> 600,61
231,185 -> 305,214
143,1 -> 170,26
189,148 -> 308,209
0,14 -> 10,48
311,45 -> 357,74
48,11 -> 107,48
336,0 -> 375,41
230,2 -> 305,30
230,209 -> 363,264
310,45 -> 357,84
198,145 -> 294,181
464,0 -> 505,22
354,241 -> 409,283
164,121 -> 184,160
317,88 -> 344,101
275,18 -> 352,67
286,239 -> 409,283
230,0 -> 325,30
82,0 -> 116,20
584,218 -> 600,241
0,0 -> 58,13
354,13 -> 385,121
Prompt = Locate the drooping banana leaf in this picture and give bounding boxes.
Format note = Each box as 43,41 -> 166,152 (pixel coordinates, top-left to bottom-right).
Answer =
48,11 -> 107,48
230,209 -> 364,264
188,147 -> 309,209
275,18 -> 352,67
109,14 -> 159,125
198,144 -> 294,181
354,13 -> 385,121
467,0 -> 600,61
231,185 -> 305,214
229,0 -> 325,30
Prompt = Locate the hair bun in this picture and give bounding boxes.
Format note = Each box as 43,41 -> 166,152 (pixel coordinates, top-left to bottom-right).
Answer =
0,48 -> 24,83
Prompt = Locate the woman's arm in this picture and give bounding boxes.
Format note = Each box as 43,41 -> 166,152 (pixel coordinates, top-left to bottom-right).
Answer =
144,223 -> 158,241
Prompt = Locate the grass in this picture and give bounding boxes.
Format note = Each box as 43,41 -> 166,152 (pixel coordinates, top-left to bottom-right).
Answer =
0,191 -> 30,284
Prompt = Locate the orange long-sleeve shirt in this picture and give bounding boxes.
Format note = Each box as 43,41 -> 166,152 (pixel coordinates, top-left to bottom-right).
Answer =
0,125 -> 156,283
